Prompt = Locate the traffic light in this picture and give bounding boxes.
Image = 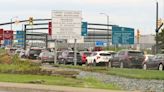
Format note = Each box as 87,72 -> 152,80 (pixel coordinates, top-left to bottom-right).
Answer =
29,17 -> 33,25
137,29 -> 140,38
157,18 -> 162,28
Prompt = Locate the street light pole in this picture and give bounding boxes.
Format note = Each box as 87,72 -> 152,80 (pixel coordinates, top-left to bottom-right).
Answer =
107,15 -> 109,50
100,13 -> 110,49
155,1 -> 159,54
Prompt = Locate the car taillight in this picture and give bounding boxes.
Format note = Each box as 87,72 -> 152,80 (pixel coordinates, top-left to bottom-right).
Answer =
83,54 -> 86,58
43,56 -> 48,59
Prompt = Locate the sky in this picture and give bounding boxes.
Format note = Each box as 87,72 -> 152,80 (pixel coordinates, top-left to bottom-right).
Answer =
0,0 -> 164,35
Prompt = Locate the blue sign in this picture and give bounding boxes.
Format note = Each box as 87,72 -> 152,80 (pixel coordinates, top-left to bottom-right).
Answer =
16,31 -> 24,38
81,22 -> 88,36
112,26 -> 134,44
4,40 -> 12,46
16,31 -> 24,47
95,41 -> 105,47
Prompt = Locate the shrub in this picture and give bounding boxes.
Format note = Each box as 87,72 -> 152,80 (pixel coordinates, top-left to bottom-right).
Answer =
0,54 -> 41,75
0,53 -> 12,64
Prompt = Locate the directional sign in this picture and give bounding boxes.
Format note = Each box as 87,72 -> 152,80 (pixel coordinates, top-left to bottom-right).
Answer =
81,22 -> 88,36
95,41 -> 106,47
4,40 -> 12,46
112,26 -> 134,44
16,31 -> 24,47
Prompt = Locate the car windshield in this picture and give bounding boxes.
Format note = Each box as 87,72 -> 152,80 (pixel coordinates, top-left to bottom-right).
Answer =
83,52 -> 92,56
68,52 -> 80,57
100,53 -> 111,56
128,51 -> 143,56
30,50 -> 41,54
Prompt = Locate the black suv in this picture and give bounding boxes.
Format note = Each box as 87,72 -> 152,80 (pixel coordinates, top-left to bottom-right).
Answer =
58,51 -> 82,65
26,49 -> 42,59
110,50 -> 145,68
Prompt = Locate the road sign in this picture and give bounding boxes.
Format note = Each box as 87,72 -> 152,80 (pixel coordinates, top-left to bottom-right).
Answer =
16,31 -> 24,47
0,29 -> 3,40
4,30 -> 13,40
52,10 -> 82,40
4,40 -> 12,46
112,26 -> 134,44
48,22 -> 52,35
95,41 -> 106,47
81,22 -> 88,36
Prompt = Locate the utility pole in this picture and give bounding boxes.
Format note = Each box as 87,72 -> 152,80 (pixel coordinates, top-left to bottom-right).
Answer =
100,13 -> 110,49
74,39 -> 77,66
24,25 -> 26,50
155,1 -> 159,54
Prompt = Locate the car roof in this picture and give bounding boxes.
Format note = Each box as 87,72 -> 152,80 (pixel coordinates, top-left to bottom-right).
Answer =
121,49 -> 142,52
145,54 -> 154,56
96,51 -> 112,53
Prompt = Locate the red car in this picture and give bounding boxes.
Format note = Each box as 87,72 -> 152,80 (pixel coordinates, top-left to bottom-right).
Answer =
80,51 -> 92,64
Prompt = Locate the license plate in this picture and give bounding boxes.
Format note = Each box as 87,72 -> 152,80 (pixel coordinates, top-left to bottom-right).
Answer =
34,54 -> 38,56
103,57 -> 108,60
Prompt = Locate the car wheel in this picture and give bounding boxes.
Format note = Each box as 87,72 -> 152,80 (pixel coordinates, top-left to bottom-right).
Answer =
93,60 -> 96,66
143,64 -> 147,70
85,60 -> 89,66
158,64 -> 163,71
108,61 -> 112,68
120,62 -> 124,68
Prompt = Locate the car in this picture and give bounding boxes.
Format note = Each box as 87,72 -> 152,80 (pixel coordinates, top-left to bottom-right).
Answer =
40,52 -> 54,63
86,51 -> 112,66
58,51 -> 82,65
15,49 -> 22,55
19,49 -> 26,58
110,50 -> 145,68
25,48 -> 42,59
142,54 -> 164,71
80,51 -> 92,64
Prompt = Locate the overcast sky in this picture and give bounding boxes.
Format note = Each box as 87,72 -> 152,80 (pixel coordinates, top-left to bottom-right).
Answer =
0,0 -> 163,34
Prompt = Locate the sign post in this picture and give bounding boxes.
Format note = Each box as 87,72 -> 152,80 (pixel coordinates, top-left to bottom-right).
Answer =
52,10 -> 82,65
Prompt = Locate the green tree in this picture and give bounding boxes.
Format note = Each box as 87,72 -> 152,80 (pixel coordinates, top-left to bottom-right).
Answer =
157,29 -> 164,53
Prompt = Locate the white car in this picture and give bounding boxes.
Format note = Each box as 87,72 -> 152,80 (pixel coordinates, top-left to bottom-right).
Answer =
86,51 -> 113,66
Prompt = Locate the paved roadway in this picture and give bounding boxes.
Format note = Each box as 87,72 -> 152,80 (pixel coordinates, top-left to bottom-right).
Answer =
0,82 -> 140,92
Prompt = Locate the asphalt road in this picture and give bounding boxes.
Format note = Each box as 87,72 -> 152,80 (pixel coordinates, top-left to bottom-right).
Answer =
0,82 -> 139,92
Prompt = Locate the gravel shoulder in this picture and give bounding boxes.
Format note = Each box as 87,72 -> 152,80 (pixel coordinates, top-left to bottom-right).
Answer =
41,64 -> 164,92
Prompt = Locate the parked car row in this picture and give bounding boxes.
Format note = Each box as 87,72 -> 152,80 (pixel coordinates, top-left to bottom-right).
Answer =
8,47 -> 164,71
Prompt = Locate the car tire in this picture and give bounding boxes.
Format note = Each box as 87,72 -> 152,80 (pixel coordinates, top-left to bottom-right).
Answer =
158,64 -> 163,71
120,62 -> 124,68
85,60 -> 89,66
143,64 -> 147,70
108,61 -> 112,68
93,60 -> 96,66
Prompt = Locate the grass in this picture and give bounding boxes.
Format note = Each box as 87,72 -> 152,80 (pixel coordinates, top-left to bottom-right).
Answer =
0,48 -> 5,54
0,73 -> 120,90
107,68 -> 164,80
57,65 -> 164,80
